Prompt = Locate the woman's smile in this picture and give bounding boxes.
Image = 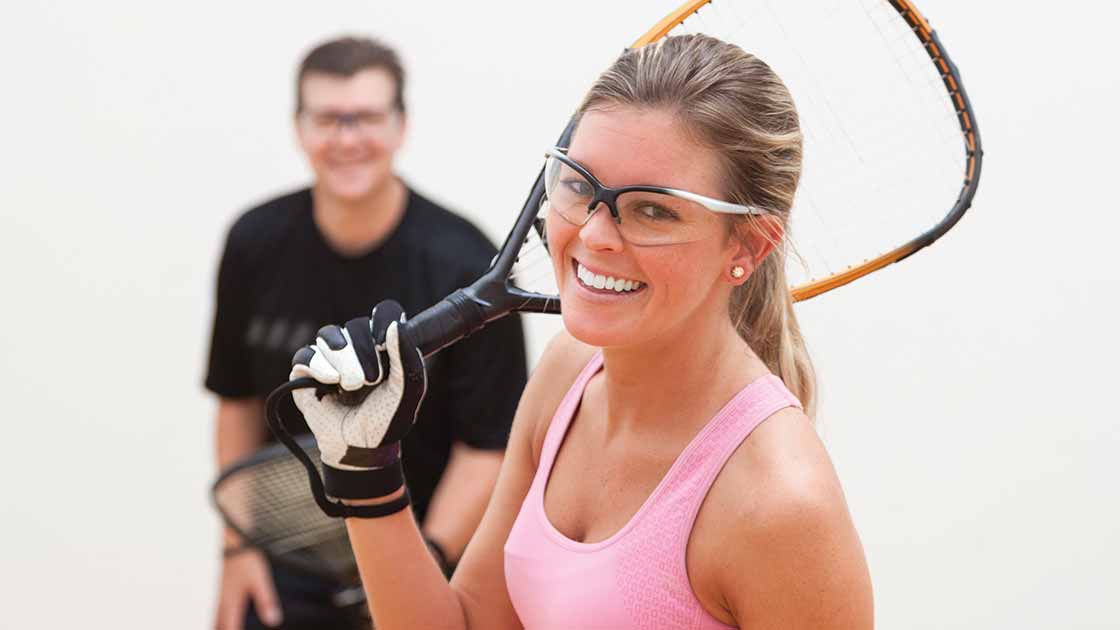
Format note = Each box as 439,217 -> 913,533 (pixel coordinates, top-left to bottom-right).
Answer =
572,258 -> 646,295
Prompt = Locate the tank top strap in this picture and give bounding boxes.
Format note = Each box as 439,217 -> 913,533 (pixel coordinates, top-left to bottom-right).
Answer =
533,351 -> 605,486
609,374 -> 802,629
653,374 -> 804,537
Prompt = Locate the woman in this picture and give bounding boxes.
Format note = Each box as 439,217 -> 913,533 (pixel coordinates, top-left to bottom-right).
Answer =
291,34 -> 873,629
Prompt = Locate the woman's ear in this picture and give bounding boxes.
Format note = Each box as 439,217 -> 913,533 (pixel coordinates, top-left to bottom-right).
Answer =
728,216 -> 783,285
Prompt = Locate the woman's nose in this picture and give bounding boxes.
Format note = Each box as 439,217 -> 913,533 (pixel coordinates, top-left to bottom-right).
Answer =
578,202 -> 625,251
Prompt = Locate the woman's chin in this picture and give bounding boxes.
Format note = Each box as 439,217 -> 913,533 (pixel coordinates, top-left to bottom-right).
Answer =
561,307 -> 640,349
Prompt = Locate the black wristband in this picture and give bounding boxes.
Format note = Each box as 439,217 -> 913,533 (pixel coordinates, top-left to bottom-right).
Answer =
323,457 -> 404,500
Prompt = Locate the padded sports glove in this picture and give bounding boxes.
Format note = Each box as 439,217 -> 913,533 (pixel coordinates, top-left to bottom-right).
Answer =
289,300 -> 427,515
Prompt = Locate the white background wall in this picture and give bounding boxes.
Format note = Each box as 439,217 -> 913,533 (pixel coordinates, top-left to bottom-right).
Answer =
2,1 -> 1117,628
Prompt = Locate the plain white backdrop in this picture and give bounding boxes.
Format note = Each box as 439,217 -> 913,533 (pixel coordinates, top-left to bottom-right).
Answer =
2,1 -> 1117,628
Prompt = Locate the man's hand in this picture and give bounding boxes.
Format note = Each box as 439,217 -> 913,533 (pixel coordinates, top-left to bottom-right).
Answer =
214,550 -> 282,630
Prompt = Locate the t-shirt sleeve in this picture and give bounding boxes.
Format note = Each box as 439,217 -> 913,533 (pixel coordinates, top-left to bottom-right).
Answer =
440,311 -> 528,450
204,225 -> 255,398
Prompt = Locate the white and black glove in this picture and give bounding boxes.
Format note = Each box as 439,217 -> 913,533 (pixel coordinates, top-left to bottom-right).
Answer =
289,300 -> 427,516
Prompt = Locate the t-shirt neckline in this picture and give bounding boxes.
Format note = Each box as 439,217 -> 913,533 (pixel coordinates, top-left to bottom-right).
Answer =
306,185 -> 414,263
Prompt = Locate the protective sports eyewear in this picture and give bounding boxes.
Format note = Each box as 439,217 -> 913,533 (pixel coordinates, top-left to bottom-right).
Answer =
542,147 -> 765,246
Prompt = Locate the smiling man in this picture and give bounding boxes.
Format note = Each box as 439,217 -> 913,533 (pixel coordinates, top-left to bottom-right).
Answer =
205,37 -> 527,630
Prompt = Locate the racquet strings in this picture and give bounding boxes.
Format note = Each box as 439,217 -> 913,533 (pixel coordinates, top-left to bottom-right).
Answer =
503,1 -> 970,302
665,0 -> 969,295
507,211 -> 561,308
213,438 -> 359,583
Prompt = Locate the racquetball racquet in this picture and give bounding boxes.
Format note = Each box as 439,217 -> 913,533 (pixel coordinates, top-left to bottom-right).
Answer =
266,0 -> 983,517
212,436 -> 368,611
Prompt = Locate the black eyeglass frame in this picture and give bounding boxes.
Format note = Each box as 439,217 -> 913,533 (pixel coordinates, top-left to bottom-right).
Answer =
298,108 -> 400,134
543,146 -> 765,224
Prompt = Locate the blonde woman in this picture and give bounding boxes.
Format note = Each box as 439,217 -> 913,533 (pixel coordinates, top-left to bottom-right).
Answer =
290,34 -> 873,629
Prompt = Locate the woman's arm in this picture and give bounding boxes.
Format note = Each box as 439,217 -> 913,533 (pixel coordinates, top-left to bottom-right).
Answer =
344,331 -> 595,630
696,408 -> 874,629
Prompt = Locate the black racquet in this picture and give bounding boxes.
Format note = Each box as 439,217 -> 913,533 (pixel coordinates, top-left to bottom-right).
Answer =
212,436 -> 365,597
267,0 -> 983,517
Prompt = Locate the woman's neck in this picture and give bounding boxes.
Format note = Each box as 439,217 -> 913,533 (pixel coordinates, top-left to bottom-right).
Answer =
311,177 -> 407,256
598,305 -> 769,441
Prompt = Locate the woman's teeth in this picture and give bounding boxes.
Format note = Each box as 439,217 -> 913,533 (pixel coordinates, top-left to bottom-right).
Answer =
576,261 -> 643,293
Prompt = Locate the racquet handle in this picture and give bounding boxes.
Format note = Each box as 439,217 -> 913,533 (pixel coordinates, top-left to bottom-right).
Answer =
331,288 -> 490,406
402,288 -> 490,358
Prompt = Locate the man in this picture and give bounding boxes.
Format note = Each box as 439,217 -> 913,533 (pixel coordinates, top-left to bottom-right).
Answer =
206,37 -> 526,630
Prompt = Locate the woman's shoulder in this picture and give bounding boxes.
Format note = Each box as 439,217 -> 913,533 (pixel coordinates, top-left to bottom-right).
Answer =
691,406 -> 871,625
709,405 -> 845,536
518,329 -> 598,468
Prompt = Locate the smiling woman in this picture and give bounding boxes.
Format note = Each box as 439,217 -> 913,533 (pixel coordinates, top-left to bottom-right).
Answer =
499,38 -> 855,628
543,107 -> 759,341
563,40 -> 818,417
276,32 -> 871,630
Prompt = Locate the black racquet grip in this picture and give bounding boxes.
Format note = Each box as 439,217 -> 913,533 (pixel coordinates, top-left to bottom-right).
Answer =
403,289 -> 488,358
332,290 -> 488,407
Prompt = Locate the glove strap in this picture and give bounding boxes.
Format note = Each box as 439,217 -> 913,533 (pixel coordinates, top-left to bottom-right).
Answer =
323,456 -> 405,500
334,487 -> 412,519
321,459 -> 412,519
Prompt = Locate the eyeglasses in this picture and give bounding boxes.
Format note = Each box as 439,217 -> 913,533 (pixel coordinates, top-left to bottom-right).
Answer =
542,147 -> 765,246
299,108 -> 399,137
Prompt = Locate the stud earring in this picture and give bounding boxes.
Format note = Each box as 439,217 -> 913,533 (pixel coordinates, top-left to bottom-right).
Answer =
731,265 -> 745,279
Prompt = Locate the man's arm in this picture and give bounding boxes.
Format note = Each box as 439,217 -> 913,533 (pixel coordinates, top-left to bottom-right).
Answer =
215,397 -> 268,548
420,443 -> 504,565
213,397 -> 284,630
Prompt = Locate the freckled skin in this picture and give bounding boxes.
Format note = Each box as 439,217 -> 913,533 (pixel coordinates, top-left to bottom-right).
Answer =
546,108 -> 740,349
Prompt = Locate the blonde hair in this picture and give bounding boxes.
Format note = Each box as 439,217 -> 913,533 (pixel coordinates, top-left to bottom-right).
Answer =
578,34 -> 816,417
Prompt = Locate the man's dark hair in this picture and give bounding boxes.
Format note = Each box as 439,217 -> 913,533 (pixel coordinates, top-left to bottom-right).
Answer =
296,36 -> 406,113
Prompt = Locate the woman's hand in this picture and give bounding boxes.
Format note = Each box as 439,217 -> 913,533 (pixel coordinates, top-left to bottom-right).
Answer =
289,300 -> 427,504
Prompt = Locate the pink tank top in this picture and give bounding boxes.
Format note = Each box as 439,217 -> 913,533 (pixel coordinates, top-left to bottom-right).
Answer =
504,353 -> 802,630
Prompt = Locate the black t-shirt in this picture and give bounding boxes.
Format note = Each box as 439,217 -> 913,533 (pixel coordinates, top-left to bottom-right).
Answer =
206,186 -> 527,522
